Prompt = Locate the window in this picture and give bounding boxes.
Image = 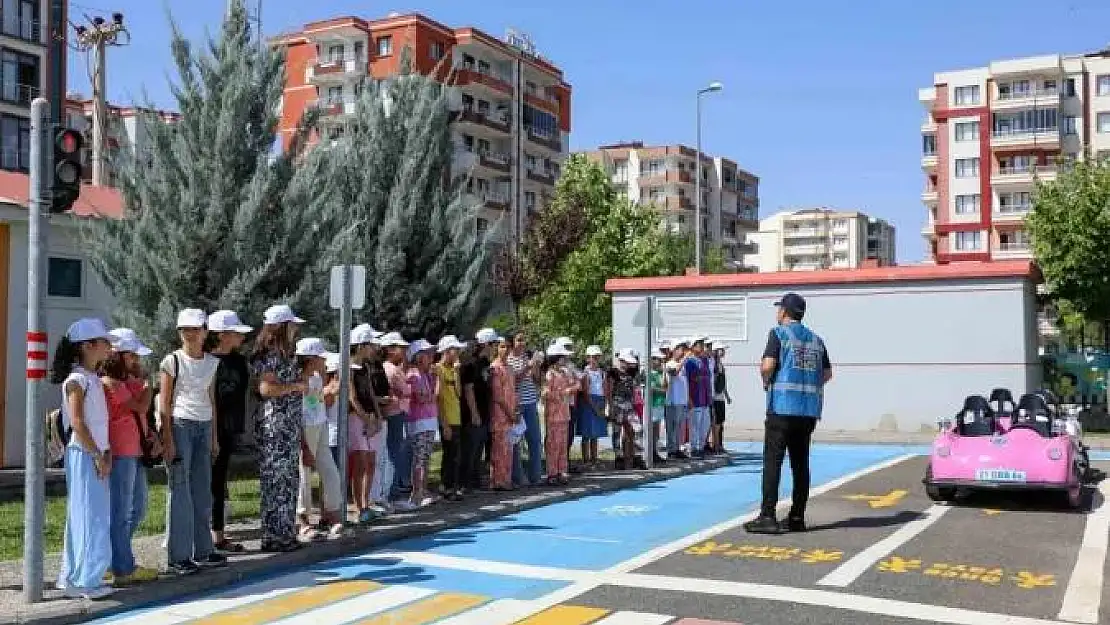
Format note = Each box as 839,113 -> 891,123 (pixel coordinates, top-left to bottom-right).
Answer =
476,218 -> 489,237
1065,116 -> 1078,135
954,85 -> 980,106
47,257 -> 82,298
429,41 -> 444,60
377,36 -> 392,57
612,159 -> 628,181
1098,75 -> 1110,97
999,230 -> 1030,250
326,44 -> 344,63
524,191 -> 536,211
954,121 -> 979,142
922,134 -> 936,155
993,108 -> 1058,135
1098,112 -> 1110,134
954,158 -> 979,178
953,231 -> 981,251
998,191 -> 1032,213
0,113 -> 29,171
999,154 -> 1033,173
353,41 -> 364,61
1,0 -> 39,42
1065,78 -> 1076,97
0,48 -> 39,105
955,194 -> 980,215
643,159 -> 663,175
477,99 -> 490,115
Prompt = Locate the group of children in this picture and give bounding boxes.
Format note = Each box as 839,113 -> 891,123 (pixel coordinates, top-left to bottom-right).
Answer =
48,307 -> 731,600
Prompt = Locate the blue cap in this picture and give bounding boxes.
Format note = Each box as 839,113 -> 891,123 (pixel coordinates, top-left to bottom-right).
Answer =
773,293 -> 806,317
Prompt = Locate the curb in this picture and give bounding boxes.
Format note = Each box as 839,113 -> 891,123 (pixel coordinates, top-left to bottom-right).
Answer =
8,456 -> 730,625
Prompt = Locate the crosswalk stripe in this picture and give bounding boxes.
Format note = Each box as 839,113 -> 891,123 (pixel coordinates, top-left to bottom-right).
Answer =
187,580 -> 381,624
348,592 -> 488,625
267,586 -> 435,625
512,605 -> 611,625
431,599 -> 537,625
592,612 -> 674,625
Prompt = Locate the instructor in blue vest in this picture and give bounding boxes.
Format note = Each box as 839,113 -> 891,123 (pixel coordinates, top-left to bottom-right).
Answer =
745,293 -> 832,535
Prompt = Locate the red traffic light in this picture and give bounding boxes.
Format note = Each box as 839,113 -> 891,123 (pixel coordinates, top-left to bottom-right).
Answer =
56,130 -> 81,155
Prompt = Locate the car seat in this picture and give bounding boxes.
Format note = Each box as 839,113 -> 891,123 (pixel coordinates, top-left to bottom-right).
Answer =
955,395 -> 996,436
988,388 -> 1016,419
1013,393 -> 1054,437
1034,389 -> 1062,418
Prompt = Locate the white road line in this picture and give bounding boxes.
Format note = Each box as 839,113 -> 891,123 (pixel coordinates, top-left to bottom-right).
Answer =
817,504 -> 950,587
592,611 -> 674,625
432,599 -> 536,624
371,551 -> 587,581
268,585 -> 434,625
1058,480 -> 1110,624
521,531 -> 622,544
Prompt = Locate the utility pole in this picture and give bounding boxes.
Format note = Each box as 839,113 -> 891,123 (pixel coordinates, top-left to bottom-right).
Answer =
74,12 -> 130,187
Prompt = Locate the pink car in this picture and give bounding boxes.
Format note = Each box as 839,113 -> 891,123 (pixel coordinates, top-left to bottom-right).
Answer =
924,391 -> 1084,509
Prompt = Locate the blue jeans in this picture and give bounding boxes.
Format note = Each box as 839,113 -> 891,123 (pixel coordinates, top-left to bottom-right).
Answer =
166,420 -> 214,564
57,447 -> 110,591
108,456 -> 148,575
512,403 -> 542,486
387,412 -> 411,497
690,406 -> 712,453
665,405 -> 688,453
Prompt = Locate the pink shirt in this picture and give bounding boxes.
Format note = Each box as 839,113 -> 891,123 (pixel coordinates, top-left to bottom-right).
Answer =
383,361 -> 411,416
543,369 -> 574,424
489,361 -> 517,432
405,368 -> 438,422
105,378 -> 141,457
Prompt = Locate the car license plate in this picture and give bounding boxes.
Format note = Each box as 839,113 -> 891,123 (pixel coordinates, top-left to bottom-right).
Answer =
976,469 -> 1027,482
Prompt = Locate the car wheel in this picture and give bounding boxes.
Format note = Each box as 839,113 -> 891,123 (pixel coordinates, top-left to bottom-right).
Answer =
924,465 -> 956,502
1065,484 -> 1084,510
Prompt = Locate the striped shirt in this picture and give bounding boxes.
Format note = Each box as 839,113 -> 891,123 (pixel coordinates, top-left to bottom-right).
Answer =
507,353 -> 539,406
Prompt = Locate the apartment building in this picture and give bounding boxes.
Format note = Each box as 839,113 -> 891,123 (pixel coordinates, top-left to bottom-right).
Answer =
919,48 -> 1110,264
272,14 -> 572,243
580,142 -> 760,268
744,208 -> 896,272
0,0 -> 55,173
63,94 -> 181,186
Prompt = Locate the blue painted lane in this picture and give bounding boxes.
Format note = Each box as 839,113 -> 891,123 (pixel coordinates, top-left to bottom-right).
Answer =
312,557 -> 567,599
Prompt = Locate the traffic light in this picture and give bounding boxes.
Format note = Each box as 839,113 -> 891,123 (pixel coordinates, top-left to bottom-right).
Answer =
51,126 -> 83,214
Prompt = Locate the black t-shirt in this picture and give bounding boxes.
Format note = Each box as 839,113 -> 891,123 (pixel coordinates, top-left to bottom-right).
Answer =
213,352 -> 250,434
351,366 -> 377,414
460,355 -> 492,425
366,359 -> 391,402
762,329 -> 832,371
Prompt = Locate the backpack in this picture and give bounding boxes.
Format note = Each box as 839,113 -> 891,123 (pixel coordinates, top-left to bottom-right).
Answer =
45,408 -> 68,468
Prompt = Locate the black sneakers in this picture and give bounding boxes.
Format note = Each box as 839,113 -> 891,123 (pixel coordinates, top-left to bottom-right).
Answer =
167,560 -> 200,576
743,516 -> 784,535
781,517 -> 807,533
196,553 -> 229,568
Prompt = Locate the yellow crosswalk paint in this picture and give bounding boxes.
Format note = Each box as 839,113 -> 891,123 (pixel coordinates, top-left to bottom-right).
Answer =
513,605 -> 611,625
350,592 -> 488,624
190,580 -> 381,624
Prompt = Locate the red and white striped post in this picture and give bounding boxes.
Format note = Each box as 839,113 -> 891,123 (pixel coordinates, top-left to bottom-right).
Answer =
26,331 -> 48,380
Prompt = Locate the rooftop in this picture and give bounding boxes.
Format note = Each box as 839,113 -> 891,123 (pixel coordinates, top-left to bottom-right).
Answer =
0,170 -> 123,218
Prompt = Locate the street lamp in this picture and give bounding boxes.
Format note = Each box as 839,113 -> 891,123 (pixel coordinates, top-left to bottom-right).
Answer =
695,81 -> 723,274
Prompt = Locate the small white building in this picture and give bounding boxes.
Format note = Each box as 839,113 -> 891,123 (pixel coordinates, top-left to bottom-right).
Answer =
0,171 -> 120,467
607,261 -> 1041,434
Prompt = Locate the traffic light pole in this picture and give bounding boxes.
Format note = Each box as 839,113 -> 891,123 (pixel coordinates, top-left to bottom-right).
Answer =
23,97 -> 50,603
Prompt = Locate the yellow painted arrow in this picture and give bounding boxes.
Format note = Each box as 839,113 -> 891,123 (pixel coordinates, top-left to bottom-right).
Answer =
843,489 -> 908,509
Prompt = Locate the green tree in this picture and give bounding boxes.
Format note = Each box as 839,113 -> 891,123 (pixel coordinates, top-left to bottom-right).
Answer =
318,50 -> 494,340
82,2 -> 353,357
1028,158 -> 1110,349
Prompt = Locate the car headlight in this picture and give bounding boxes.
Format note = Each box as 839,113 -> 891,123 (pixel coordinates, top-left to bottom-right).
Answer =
1047,448 -> 1062,461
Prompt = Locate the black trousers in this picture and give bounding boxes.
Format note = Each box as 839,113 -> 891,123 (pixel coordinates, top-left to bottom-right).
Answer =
760,414 -> 818,519
211,427 -> 238,533
440,425 -> 463,491
461,421 -> 488,489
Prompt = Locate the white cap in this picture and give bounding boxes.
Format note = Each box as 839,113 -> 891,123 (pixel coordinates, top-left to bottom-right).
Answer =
295,337 -> 327,357
547,343 -> 573,357
324,352 -> 362,373
617,348 -> 639,365
475,328 -> 501,345
66,318 -> 111,343
705,337 -> 716,345
651,348 -> 665,359
108,328 -> 153,356
690,335 -> 709,345
437,335 -> 467,353
377,331 -> 409,347
585,345 -> 603,357
554,336 -> 574,347
350,323 -> 383,346
207,310 -> 253,334
263,304 -> 305,325
176,308 -> 207,329
672,337 -> 690,347
659,339 -> 673,350
407,338 -> 434,361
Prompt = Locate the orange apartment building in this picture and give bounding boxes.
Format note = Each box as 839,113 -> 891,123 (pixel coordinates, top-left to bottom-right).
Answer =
271,13 -> 572,242
919,48 -> 1110,264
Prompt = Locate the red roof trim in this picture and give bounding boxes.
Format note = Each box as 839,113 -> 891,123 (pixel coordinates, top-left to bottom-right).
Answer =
0,170 -> 123,219
604,261 -> 1039,293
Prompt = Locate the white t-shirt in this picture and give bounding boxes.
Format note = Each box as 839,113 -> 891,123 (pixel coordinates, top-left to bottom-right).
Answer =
160,350 -> 219,422
61,366 -> 110,451
302,372 -> 327,427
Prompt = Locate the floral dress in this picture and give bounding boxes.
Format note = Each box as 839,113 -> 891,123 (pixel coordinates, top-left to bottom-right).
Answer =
543,367 -> 577,477
488,360 -> 517,489
252,350 -> 303,548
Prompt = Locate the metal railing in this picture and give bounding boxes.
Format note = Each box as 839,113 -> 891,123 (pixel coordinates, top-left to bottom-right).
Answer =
0,83 -> 39,106
992,126 -> 1059,139
995,164 -> 1060,176
1,19 -> 41,42
996,203 -> 1032,214
998,241 -> 1031,252
996,88 -> 1058,101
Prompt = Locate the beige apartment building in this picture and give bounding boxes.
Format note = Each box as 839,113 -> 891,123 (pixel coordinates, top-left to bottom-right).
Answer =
919,47 -> 1110,264
580,142 -> 759,268
744,208 -> 896,272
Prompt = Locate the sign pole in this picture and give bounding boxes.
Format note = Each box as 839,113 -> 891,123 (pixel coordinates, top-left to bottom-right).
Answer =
643,296 -> 654,470
24,97 -> 50,603
336,264 -> 353,522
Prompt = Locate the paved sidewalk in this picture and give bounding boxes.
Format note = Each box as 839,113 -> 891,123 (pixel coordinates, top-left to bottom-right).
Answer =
1,454 -> 729,625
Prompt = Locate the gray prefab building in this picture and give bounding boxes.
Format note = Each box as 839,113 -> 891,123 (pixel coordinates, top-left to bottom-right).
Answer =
606,261 -> 1041,433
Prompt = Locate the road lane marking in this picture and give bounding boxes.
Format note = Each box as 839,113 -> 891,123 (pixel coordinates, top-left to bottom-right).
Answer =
817,504 -> 950,587
1058,480 -> 1110,624
370,550 -> 589,581
433,599 -> 536,625
506,530 -> 622,544
593,611 -> 674,624
843,489 -> 908,508
350,592 -> 488,624
188,580 -> 380,624
512,605 -> 610,624
267,586 -> 434,625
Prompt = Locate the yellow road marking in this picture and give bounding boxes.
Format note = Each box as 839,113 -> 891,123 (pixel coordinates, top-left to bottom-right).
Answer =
190,580 -> 380,624
983,509 -> 1002,516
843,489 -> 908,509
513,604 -> 611,624
351,592 -> 487,624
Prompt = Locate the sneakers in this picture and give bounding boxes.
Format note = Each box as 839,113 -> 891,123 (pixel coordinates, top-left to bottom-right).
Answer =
781,517 -> 807,533
113,566 -> 160,586
393,500 -> 418,512
62,585 -> 115,600
196,553 -> 228,568
743,515 -> 784,535
326,523 -> 348,540
166,560 -> 200,576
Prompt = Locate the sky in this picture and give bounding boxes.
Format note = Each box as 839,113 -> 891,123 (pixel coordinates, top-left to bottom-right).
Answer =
65,0 -> 1110,263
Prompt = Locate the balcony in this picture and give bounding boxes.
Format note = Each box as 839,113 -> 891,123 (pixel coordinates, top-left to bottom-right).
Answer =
991,164 -> 1060,187
526,167 -> 556,185
0,20 -> 41,44
313,96 -> 357,119
523,91 -> 559,115
735,241 -> 758,255
455,107 -> 511,134
991,126 -> 1060,149
921,151 -> 938,170
783,243 -> 828,256
783,226 -> 828,238
661,196 -> 693,211
525,126 -> 562,152
992,88 -> 1060,111
921,188 -> 938,203
0,83 -> 39,107
921,118 -> 937,133
994,203 -> 1032,220
994,241 -> 1033,259
455,65 -> 513,96
639,169 -> 693,185
306,57 -> 366,83
475,189 -> 509,210
478,150 -> 511,173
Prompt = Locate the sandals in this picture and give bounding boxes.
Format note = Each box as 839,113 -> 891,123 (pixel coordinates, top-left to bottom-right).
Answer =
214,540 -> 244,553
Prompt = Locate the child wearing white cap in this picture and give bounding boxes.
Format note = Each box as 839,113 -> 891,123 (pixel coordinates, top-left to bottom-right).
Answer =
397,339 -> 438,510
294,339 -> 344,540
52,318 -> 115,599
